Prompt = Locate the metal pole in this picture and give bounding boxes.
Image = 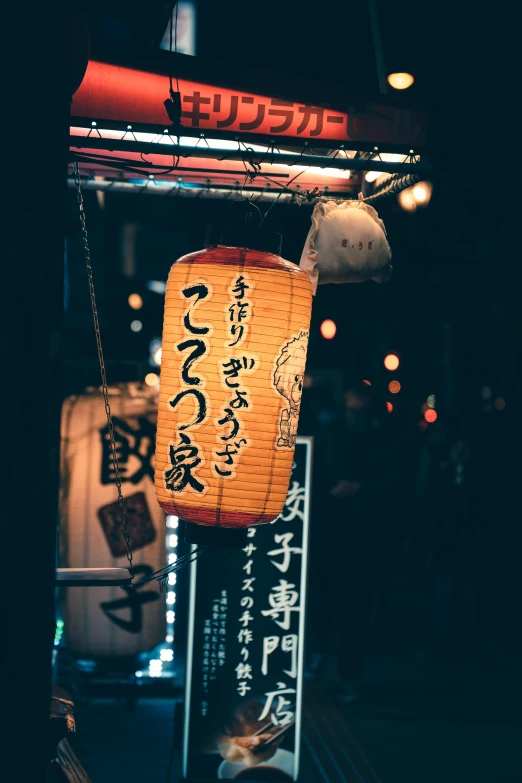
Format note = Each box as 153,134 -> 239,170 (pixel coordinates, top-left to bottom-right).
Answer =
367,0 -> 389,94
71,139 -> 430,176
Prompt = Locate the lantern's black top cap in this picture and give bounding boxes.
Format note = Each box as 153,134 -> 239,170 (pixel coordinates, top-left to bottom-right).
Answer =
205,224 -> 282,255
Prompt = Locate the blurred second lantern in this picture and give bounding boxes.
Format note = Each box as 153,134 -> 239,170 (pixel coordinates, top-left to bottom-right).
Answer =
154,227 -> 312,535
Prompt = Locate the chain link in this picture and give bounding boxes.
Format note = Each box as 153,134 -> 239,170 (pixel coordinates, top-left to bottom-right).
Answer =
73,162 -> 134,580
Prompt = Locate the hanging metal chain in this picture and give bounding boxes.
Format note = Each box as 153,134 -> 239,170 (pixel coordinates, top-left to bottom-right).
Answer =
72,161 -> 134,580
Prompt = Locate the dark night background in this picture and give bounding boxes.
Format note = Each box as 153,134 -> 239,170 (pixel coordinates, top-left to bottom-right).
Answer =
4,0 -> 521,780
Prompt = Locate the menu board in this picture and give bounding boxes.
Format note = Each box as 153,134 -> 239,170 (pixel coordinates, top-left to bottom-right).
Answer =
182,437 -> 313,782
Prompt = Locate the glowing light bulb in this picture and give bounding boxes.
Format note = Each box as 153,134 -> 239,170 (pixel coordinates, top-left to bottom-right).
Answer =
398,188 -> 417,212
169,534 -> 178,548
388,380 -> 401,394
128,293 -> 143,310
145,372 -> 159,386
412,181 -> 433,206
320,319 -> 337,339
384,354 -> 400,371
167,515 -> 179,528
387,72 -> 414,90
424,409 -> 438,423
413,184 -> 427,203
365,170 -> 384,183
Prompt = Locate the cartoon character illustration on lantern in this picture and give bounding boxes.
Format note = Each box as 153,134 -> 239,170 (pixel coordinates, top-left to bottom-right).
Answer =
273,332 -> 309,449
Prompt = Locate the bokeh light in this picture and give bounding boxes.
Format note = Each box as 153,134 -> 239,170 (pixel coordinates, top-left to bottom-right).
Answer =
386,401 -> 393,413
384,353 -> 400,371
365,154 -> 408,184
128,293 -> 143,310
481,386 -> 492,400
130,320 -> 143,332
494,397 -> 506,411
145,372 -> 159,386
412,181 -> 433,207
387,72 -> 414,90
398,188 -> 417,212
388,380 -> 401,394
418,420 -> 428,431
427,394 -> 436,408
424,409 -> 438,423
154,347 -> 162,365
320,319 -> 337,339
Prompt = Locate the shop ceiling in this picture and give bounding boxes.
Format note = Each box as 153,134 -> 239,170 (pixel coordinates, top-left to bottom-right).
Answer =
72,1 -> 431,200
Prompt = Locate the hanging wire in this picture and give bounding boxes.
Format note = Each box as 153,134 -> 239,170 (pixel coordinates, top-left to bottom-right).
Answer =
72,162 -> 210,589
72,162 -> 134,580
133,547 -> 208,589
72,136 -> 424,206
169,1 -> 181,95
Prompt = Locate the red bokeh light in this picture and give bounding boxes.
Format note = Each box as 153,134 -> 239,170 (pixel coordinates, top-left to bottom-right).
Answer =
424,409 -> 438,423
320,319 -> 337,339
386,401 -> 393,413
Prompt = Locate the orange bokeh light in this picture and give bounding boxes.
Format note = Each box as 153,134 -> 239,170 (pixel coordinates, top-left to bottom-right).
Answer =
388,380 -> 401,394
387,72 -> 415,90
424,409 -> 438,423
384,354 -> 399,371
494,397 -> 506,411
386,401 -> 393,413
320,319 -> 337,339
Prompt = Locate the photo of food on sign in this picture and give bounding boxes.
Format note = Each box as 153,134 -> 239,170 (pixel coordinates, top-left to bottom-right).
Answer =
183,439 -> 312,782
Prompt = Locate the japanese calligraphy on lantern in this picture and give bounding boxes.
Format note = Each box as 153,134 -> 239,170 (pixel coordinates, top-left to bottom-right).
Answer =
182,438 -> 312,781
164,280 -> 212,496
155,243 -> 313,527
72,62 -> 429,147
61,388 -> 166,659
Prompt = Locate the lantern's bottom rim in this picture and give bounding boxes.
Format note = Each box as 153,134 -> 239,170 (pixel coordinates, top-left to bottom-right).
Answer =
159,501 -> 277,527
184,521 -> 248,548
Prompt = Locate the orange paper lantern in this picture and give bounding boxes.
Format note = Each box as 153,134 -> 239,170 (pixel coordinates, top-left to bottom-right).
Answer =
154,232 -> 313,531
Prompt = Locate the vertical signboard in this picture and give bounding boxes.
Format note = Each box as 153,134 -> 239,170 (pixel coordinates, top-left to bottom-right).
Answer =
183,437 -> 312,782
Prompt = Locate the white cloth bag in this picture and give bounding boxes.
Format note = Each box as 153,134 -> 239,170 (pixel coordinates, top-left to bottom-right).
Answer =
299,200 -> 392,293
